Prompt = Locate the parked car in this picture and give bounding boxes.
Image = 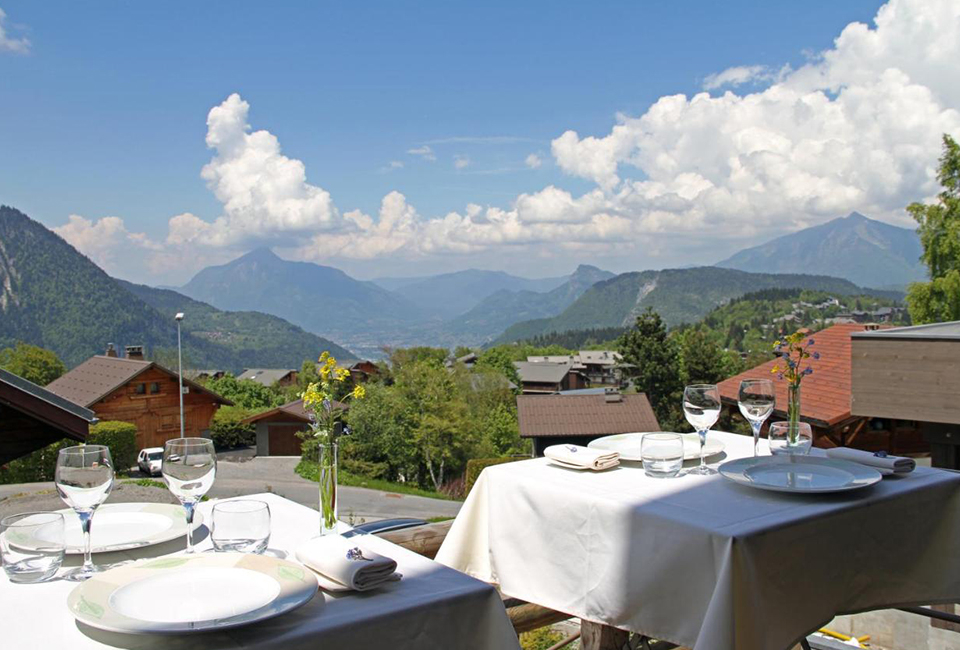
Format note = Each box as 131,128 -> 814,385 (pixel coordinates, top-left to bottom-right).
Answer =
137,447 -> 164,476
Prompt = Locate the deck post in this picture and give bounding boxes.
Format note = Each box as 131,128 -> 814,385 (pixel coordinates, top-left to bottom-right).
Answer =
580,621 -> 629,650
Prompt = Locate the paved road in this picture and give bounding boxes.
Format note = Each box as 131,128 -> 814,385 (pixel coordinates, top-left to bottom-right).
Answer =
0,455 -> 461,524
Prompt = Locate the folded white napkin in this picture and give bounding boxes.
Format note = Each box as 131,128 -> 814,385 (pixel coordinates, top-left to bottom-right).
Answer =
544,444 -> 619,470
825,447 -> 916,475
296,535 -> 399,592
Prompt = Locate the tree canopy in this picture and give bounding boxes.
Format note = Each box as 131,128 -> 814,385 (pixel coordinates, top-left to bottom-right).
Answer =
618,308 -> 684,428
907,134 -> 960,323
0,342 -> 67,386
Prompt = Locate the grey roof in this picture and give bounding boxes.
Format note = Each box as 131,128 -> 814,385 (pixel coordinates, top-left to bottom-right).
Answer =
514,361 -> 573,384
237,368 -> 297,386
577,350 -> 621,366
517,393 -> 660,438
0,367 -> 96,423
852,320 -> 960,341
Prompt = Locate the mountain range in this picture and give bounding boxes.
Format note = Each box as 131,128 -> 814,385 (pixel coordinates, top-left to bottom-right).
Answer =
0,206 -> 351,371
717,212 -> 925,290
494,267 -> 899,344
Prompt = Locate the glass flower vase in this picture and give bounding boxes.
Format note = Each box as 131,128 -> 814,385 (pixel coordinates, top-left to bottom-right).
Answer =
318,442 -> 338,536
787,383 -> 801,445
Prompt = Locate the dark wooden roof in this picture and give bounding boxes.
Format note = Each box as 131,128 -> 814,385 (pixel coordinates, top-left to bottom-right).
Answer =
0,367 -> 96,465
45,356 -> 232,408
517,393 -> 660,438
242,398 -> 348,426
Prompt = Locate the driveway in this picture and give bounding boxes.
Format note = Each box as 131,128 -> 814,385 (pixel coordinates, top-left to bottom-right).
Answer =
0,455 -> 461,525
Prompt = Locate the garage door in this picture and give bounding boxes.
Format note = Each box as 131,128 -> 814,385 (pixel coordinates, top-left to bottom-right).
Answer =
267,425 -> 307,456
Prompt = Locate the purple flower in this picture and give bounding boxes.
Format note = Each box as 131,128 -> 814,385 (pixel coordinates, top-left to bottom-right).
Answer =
812,351 -> 820,360
777,373 -> 784,380
804,367 -> 813,375
807,338 -> 815,345
787,359 -> 796,369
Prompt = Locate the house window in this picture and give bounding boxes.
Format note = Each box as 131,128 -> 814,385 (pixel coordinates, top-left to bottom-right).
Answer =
150,382 -> 161,394
134,383 -> 146,395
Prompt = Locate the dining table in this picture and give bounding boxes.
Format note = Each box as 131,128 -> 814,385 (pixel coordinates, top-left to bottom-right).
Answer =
435,431 -> 960,650
1,492 -> 520,650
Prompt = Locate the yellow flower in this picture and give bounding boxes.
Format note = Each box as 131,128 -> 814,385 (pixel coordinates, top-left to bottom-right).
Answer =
319,351 -> 330,364
319,363 -> 331,379
336,367 -> 350,382
351,384 -> 366,400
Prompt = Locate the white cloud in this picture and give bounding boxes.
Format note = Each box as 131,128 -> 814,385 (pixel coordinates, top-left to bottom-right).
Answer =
57,0 -> 960,282
453,154 -> 470,170
379,160 -> 404,172
703,65 -> 775,90
525,153 -> 543,169
54,215 -> 161,274
407,145 -> 436,161
0,7 -> 30,54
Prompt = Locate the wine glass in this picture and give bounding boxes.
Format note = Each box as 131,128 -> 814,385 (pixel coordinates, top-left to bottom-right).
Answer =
162,438 -> 217,553
683,384 -> 721,475
738,379 -> 776,457
55,445 -> 114,581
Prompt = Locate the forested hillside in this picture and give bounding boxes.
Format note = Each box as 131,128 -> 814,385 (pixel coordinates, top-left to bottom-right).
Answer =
495,266 -> 896,343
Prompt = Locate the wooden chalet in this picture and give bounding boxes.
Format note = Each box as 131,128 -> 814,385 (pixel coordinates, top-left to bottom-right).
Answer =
717,323 -> 927,454
0,367 -> 96,465
517,391 -> 660,456
45,347 -> 231,450
513,361 -> 587,394
238,368 -> 299,388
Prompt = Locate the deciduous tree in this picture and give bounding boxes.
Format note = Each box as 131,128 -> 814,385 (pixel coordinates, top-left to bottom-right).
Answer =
0,343 -> 66,385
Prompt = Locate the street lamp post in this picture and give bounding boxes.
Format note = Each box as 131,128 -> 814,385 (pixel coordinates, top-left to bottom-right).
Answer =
175,312 -> 185,438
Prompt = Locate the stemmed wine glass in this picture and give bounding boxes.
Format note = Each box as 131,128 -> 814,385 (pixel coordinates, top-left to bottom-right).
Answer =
683,384 -> 721,476
55,445 -> 114,581
738,379 -> 776,457
162,438 -> 217,554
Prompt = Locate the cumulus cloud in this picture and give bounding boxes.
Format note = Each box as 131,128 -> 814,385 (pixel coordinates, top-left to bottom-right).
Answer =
525,154 -> 543,169
54,215 -> 161,274
453,154 -> 470,170
57,0 -> 960,282
407,145 -> 436,161
0,7 -> 30,54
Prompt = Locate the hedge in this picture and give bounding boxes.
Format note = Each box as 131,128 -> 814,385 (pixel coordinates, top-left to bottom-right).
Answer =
209,406 -> 256,449
465,457 -> 524,495
0,420 -> 137,485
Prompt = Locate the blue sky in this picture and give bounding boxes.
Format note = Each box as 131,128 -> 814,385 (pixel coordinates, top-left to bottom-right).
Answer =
2,0 -> 955,284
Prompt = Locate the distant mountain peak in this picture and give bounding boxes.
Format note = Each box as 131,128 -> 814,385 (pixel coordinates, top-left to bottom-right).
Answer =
235,247 -> 281,264
716,211 -> 924,290
572,264 -> 603,274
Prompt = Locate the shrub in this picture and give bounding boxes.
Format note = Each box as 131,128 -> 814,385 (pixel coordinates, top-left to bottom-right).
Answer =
0,420 -> 137,484
465,457 -> 524,495
88,421 -> 137,471
209,406 -> 256,449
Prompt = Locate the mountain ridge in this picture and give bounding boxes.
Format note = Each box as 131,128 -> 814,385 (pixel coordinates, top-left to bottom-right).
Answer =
716,212 -> 925,290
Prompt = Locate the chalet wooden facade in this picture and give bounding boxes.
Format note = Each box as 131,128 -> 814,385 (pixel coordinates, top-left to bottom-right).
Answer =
46,353 -> 231,451
242,398 -> 348,456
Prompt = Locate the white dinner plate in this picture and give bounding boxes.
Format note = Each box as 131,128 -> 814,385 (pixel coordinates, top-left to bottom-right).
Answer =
45,503 -> 197,554
719,456 -> 882,494
588,431 -> 725,462
67,552 -> 318,634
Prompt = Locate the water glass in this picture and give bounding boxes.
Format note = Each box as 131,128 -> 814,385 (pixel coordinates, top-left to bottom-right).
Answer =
1,512 -> 65,583
768,421 -> 813,456
641,433 -> 684,478
55,444 -> 114,581
211,500 -> 271,554
162,437 -> 217,554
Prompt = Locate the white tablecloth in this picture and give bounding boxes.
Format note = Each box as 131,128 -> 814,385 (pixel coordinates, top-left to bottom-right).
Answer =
2,493 -> 519,650
436,432 -> 960,650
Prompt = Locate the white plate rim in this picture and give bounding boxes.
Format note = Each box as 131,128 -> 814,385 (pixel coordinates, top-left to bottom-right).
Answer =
67,552 -> 318,634
718,456 -> 882,494
587,431 -> 725,462
53,503 -> 199,554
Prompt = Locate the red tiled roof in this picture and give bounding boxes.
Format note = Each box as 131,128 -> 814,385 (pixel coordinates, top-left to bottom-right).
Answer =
517,393 -> 660,438
717,324 -> 889,428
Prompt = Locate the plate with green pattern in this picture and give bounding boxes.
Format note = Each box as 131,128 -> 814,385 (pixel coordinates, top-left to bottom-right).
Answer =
68,552 -> 319,634
42,503 -> 199,554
